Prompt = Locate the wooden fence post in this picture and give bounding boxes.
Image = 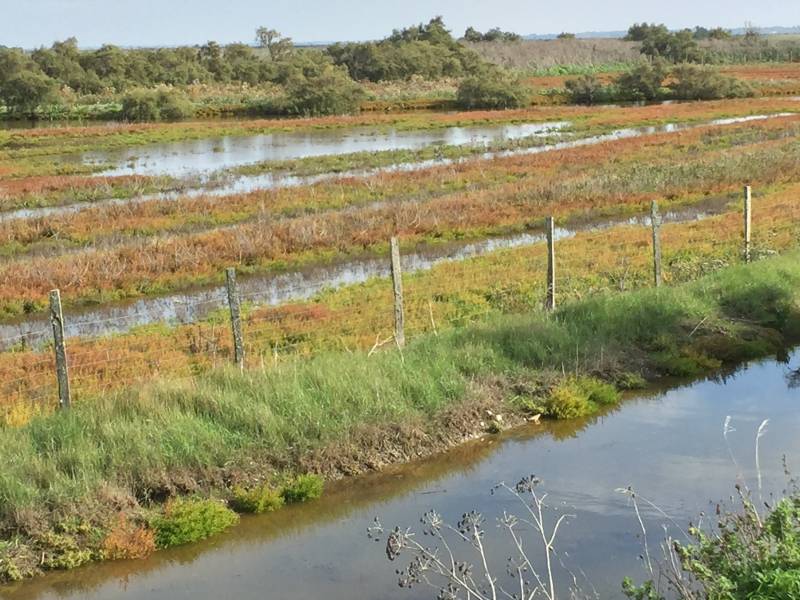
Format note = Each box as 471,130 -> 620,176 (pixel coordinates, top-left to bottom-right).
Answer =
545,217 -> 556,311
225,268 -> 245,370
390,237 -> 405,348
48,289 -> 70,410
743,185 -> 752,263
651,201 -> 662,288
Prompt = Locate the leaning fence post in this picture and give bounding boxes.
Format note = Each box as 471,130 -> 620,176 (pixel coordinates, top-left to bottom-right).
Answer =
545,217 -> 556,311
48,289 -> 70,410
651,201 -> 662,288
225,268 -> 245,370
743,185 -> 752,263
390,237 -> 405,348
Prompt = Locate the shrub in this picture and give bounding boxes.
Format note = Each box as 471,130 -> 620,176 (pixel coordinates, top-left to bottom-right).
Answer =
121,88 -> 194,121
0,71 -> 59,117
564,75 -> 608,105
0,540 -> 36,582
102,514 -> 156,560
616,60 -> 668,101
624,489 -> 800,600
155,89 -> 194,120
544,376 -> 621,419
456,68 -> 529,109
151,498 -> 238,548
230,484 -> 285,514
281,474 -> 324,503
121,89 -> 159,121
284,65 -> 365,116
668,64 -> 754,101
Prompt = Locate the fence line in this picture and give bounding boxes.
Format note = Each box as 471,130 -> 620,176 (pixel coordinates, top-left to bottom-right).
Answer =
651,201 -> 663,289
0,191 -> 763,419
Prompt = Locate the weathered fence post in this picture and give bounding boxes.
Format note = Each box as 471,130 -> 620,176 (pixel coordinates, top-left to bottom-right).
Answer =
651,201 -> 662,288
545,217 -> 556,311
743,185 -> 752,263
225,268 -> 245,370
48,289 -> 70,410
390,237 -> 405,348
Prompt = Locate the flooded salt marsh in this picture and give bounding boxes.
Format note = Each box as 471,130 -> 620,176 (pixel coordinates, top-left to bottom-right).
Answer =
1,112 -> 793,224
4,348 -> 798,600
0,197 -> 731,350
81,121 -> 571,178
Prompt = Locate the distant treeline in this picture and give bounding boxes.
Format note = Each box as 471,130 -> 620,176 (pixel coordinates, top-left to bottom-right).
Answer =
1,17 -> 799,119
623,22 -> 800,63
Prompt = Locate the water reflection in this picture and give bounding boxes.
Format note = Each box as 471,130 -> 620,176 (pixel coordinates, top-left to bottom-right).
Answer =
3,350 -> 797,600
83,122 -> 570,178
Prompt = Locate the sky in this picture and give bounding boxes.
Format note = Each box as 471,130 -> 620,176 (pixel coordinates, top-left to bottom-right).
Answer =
1,0 -> 798,49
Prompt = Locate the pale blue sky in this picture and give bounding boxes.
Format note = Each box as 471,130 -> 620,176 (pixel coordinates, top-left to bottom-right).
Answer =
1,0 -> 798,48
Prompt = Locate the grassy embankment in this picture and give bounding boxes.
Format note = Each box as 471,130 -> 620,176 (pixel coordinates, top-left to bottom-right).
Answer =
0,252 -> 799,583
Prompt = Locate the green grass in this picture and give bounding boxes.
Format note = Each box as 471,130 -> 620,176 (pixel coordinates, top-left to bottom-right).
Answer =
0,253 -> 798,581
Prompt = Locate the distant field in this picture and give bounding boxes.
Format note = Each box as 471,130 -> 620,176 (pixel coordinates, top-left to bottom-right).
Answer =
464,38 -> 641,70
470,37 -> 800,72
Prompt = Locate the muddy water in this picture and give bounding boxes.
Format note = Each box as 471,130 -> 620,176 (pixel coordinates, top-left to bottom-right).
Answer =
0,197 -> 730,350
3,350 -> 798,600
82,121 -> 570,178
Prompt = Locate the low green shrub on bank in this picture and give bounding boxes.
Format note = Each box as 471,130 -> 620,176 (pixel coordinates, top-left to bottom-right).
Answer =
281,474 -> 324,504
230,484 -> 285,514
230,474 -> 324,513
151,498 -> 238,548
544,377 -> 621,419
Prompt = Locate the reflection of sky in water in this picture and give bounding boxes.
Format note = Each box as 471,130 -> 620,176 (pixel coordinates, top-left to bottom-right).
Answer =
84,122 -> 570,178
7,350 -> 799,600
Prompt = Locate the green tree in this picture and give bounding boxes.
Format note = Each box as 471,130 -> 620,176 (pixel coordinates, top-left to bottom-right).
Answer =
616,60 -> 668,101
255,28 -> 293,61
81,44 -> 128,87
625,23 -> 669,42
565,74 -> 607,104
283,64 -> 365,116
0,71 -> 59,117
668,64 -> 754,100
198,41 -> 231,82
463,27 -> 483,42
456,67 -> 529,109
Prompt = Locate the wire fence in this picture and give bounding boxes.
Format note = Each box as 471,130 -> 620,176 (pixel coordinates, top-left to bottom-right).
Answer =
0,189 -> 759,425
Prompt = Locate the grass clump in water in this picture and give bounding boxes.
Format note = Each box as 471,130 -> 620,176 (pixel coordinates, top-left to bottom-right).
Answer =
543,376 -> 621,419
151,498 -> 238,549
230,484 -> 285,514
281,474 -> 324,504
